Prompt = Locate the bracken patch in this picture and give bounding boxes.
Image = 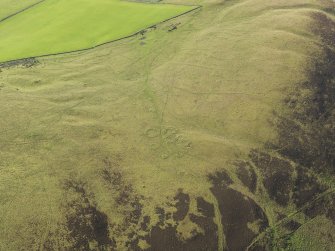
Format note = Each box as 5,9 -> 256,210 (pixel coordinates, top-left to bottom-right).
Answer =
63,180 -> 115,250
209,171 -> 268,251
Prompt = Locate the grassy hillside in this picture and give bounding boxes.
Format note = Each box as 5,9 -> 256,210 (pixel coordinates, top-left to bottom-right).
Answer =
0,0 -> 334,250
0,0 -> 195,63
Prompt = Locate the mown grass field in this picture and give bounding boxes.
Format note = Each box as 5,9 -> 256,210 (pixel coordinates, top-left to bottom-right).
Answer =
0,0 -> 335,250
0,0 -> 194,62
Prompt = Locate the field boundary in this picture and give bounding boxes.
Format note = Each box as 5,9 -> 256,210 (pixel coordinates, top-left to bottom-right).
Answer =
0,2 -> 202,65
0,0 -> 46,23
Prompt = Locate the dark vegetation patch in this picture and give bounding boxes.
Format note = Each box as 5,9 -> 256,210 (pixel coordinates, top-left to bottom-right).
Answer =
283,220 -> 301,232
156,207 -> 166,226
235,161 -> 258,193
196,197 -> 215,218
101,156 -> 143,219
249,10 -> 335,249
272,12 -> 335,175
100,158 -> 218,250
292,166 -> 327,207
100,157 -> 146,249
276,212 -> 287,221
303,192 -> 335,223
208,170 -> 233,186
269,11 -> 335,217
188,198 -> 218,250
145,225 -> 185,250
144,195 -> 218,251
141,216 -> 151,232
250,151 -> 293,206
173,190 -> 190,221
209,171 -> 269,251
63,180 -> 116,250
0,58 -> 39,69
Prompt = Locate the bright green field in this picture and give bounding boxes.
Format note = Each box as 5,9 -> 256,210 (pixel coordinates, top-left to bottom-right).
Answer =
0,0 -> 194,62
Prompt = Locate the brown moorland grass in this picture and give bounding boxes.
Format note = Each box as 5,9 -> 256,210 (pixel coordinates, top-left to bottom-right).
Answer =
0,0 -> 334,250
